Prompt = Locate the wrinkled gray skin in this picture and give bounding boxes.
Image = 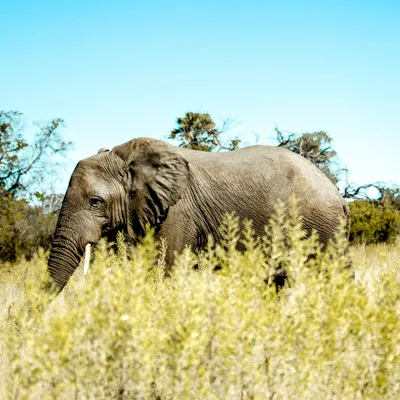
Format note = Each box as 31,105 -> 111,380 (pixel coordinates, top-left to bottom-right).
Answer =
47,138 -> 350,291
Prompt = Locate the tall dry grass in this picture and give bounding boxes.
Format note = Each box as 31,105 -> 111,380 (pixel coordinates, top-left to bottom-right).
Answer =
0,202 -> 399,399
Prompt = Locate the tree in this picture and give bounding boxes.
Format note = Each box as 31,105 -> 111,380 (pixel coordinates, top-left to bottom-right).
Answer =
275,127 -> 339,184
0,111 -> 71,262
342,178 -> 400,205
169,112 -> 240,152
41,193 -> 65,214
0,111 -> 71,196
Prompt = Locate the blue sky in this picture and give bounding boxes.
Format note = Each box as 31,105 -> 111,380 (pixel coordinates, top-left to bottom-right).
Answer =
1,0 -> 399,192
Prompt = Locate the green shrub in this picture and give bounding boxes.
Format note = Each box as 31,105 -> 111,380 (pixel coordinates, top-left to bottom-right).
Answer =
1,202 -> 400,399
350,199 -> 400,244
0,195 -> 58,263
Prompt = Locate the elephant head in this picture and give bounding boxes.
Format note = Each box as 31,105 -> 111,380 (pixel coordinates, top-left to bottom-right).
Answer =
47,138 -> 189,290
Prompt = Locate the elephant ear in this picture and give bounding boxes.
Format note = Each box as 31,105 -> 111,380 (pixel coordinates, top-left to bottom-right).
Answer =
112,138 -> 189,239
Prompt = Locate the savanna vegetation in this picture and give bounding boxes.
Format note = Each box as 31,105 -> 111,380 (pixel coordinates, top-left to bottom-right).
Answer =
1,204 -> 400,399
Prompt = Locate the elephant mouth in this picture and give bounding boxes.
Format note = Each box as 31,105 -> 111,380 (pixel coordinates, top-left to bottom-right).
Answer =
82,225 -> 126,277
82,226 -> 123,276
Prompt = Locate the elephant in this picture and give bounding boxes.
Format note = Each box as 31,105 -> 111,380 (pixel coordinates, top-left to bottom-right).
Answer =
47,137 -> 350,291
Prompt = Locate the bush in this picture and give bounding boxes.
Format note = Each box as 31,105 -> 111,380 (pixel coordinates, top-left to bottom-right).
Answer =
0,195 -> 58,263
2,202 -> 400,398
350,199 -> 400,244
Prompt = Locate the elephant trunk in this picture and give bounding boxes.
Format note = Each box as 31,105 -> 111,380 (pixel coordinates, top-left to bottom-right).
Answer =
47,227 -> 86,290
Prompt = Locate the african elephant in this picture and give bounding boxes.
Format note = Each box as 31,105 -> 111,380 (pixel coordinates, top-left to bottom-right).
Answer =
47,137 -> 350,291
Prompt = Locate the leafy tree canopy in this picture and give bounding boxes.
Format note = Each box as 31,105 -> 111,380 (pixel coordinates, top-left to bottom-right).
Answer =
274,127 -> 339,184
0,111 -> 71,198
169,112 -> 240,152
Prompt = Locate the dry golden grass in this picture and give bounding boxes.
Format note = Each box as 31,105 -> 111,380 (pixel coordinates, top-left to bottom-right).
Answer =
1,204 -> 399,399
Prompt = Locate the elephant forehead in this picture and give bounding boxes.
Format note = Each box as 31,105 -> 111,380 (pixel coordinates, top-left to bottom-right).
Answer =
68,171 -> 116,198
75,152 -> 125,173
86,174 -> 117,195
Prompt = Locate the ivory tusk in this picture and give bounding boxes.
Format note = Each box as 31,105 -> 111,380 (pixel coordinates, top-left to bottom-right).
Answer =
83,243 -> 91,275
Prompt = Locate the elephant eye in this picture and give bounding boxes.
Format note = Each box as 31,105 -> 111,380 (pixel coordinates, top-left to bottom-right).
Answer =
89,197 -> 104,209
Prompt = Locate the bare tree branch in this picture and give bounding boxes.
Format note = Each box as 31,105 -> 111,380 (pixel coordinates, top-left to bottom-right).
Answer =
343,181 -> 399,202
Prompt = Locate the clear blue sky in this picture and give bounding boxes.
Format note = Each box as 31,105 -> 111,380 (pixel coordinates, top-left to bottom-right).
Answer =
1,0 -> 399,192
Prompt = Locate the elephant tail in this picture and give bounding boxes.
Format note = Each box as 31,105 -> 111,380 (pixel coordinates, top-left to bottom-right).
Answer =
341,200 -> 354,276
343,201 -> 351,240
